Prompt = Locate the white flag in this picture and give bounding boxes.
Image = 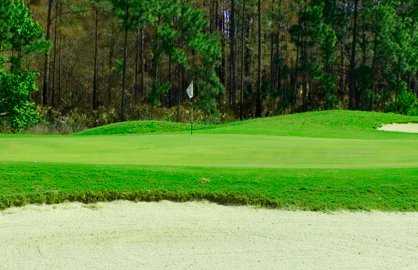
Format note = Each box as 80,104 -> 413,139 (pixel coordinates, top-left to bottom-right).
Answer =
186,81 -> 194,99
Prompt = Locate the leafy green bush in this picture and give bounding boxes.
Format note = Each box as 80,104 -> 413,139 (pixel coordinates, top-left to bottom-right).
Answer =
0,72 -> 40,130
407,105 -> 418,116
0,0 -> 48,132
385,85 -> 418,115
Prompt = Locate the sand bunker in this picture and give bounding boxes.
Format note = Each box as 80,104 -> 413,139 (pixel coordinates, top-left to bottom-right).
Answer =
1,201 -> 417,270
379,123 -> 418,133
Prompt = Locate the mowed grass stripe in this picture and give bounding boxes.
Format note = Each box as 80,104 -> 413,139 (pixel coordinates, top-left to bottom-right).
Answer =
1,134 -> 418,168
0,162 -> 417,211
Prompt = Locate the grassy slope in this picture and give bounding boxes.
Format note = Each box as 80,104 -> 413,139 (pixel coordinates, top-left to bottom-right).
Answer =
1,110 -> 418,211
77,120 -> 212,136
1,163 -> 417,211
203,110 -> 418,139
77,110 -> 418,139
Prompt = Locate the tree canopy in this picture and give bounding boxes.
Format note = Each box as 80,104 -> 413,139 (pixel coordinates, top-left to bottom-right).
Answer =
111,0 -> 222,116
0,0 -> 48,130
2,0 -> 417,131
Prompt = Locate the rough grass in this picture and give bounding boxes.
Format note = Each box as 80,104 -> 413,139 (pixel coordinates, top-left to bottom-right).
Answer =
1,163 -> 417,211
1,110 -> 418,211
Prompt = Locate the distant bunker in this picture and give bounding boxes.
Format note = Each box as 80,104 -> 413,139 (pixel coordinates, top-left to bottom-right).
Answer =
378,123 -> 418,133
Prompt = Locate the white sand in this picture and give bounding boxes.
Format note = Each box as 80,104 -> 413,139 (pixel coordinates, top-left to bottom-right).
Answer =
379,123 -> 418,133
1,201 -> 417,270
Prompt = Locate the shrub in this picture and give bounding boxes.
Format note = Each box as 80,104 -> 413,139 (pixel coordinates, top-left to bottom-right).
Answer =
25,104 -> 227,134
385,85 -> 417,115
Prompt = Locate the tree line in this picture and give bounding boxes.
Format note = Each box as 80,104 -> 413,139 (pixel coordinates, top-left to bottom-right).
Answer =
1,0 -> 417,130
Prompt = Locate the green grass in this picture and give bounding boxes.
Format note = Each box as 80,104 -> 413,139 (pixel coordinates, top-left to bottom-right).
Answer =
77,110 -> 418,139
205,110 -> 418,139
1,163 -> 417,211
1,110 -> 418,211
2,134 -> 418,168
77,120 -> 212,136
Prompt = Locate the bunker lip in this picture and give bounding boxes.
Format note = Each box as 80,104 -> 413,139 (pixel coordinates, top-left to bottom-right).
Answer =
378,123 -> 418,133
1,201 -> 417,270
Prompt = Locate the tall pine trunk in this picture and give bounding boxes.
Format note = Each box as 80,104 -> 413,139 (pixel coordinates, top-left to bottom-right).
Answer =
57,33 -> 62,106
270,0 -> 275,91
107,31 -> 115,107
120,4 -> 129,121
140,28 -> 145,99
349,0 -> 359,109
51,0 -> 59,107
134,28 -> 140,103
239,0 -> 246,120
218,1 -> 226,109
229,0 -> 236,108
42,0 -> 54,105
255,0 -> 262,117
92,5 -> 99,110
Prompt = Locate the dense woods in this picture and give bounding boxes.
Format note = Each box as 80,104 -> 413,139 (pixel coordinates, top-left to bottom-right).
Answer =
1,0 -> 418,130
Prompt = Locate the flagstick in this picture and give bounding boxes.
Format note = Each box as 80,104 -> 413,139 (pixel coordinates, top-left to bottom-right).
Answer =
190,101 -> 193,135
186,81 -> 194,136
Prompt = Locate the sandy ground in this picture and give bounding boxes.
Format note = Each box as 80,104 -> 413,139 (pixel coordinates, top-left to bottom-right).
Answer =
1,201 -> 417,270
379,123 -> 418,133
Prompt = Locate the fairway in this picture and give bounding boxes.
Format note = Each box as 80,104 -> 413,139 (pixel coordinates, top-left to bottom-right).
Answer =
2,134 -> 418,168
1,111 -> 418,211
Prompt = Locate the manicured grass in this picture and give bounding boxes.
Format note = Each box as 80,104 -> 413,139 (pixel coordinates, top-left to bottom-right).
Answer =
76,110 -> 418,139
1,134 -> 418,168
77,120 -> 212,136
0,163 -> 417,211
205,110 -> 418,139
1,110 -> 418,211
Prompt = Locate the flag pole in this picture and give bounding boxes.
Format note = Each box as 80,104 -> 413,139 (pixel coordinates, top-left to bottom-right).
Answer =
186,81 -> 194,136
191,100 -> 193,135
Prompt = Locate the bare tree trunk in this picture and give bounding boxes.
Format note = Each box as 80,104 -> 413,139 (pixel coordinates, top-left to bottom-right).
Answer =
244,10 -> 252,110
120,4 -> 129,121
140,27 -> 145,99
218,0 -> 226,109
92,5 -> 99,110
276,0 -> 283,106
107,31 -> 115,107
51,0 -> 59,107
371,30 -> 378,109
42,0 -> 54,105
229,0 -> 236,108
255,0 -> 262,117
168,55 -> 172,107
209,0 -> 214,33
240,0 -> 246,120
361,17 -> 367,66
134,28 -> 140,103
349,0 -> 359,109
57,33 -> 62,106
338,42 -> 345,100
270,0 -> 275,91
